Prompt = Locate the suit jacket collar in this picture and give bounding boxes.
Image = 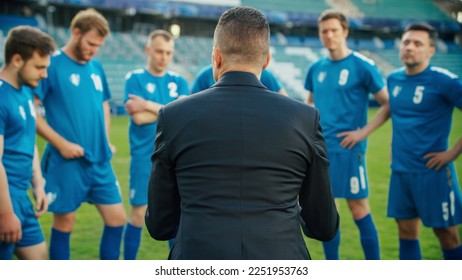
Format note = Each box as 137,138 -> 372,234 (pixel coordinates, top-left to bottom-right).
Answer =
213,71 -> 267,90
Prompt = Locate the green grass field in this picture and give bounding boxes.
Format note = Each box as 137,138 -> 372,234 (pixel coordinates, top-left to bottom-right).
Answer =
36,108 -> 462,260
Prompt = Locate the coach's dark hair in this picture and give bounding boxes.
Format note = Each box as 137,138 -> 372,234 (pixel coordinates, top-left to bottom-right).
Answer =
214,6 -> 269,66
403,22 -> 438,46
4,25 -> 56,64
318,10 -> 349,30
71,8 -> 110,37
147,29 -> 174,46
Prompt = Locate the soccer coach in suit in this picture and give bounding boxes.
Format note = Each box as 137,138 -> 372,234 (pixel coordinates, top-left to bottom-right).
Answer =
145,6 -> 339,260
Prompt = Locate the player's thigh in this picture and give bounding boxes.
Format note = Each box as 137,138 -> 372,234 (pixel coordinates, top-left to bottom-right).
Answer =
42,150 -> 89,213
418,166 -> 462,228
329,151 -> 369,199
15,241 -> 47,260
387,171 -> 418,220
11,190 -> 46,253
87,160 -> 122,205
129,156 -> 151,206
96,203 -> 126,226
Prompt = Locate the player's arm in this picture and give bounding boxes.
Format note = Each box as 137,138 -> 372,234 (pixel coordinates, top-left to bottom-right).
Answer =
337,87 -> 390,149
125,94 -> 163,125
103,101 -> 116,153
306,90 -> 315,106
424,136 -> 462,171
34,96 -> 84,159
0,135 -> 22,243
31,145 -> 47,217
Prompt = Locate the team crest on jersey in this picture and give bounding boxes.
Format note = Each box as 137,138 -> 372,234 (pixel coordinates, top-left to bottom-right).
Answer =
146,83 -> 156,94
19,105 -> 26,120
318,72 -> 326,83
339,69 -> 349,86
392,86 -> 401,97
70,73 -> 80,86
91,74 -> 103,92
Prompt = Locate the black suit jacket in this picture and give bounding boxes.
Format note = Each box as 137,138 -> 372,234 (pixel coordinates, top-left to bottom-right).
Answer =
145,71 -> 339,260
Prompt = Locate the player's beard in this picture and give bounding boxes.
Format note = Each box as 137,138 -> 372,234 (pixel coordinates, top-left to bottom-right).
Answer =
17,67 -> 39,88
401,55 -> 420,70
74,37 -> 92,62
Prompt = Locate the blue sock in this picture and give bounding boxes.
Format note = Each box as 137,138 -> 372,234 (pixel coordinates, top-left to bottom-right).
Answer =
399,239 -> 422,260
100,225 -> 124,260
168,238 -> 175,249
50,228 -> 71,260
443,245 -> 462,260
123,223 -> 142,260
355,214 -> 380,260
323,230 -> 340,260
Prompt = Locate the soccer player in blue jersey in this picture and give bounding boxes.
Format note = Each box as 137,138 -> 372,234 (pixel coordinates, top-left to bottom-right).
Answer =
34,9 -> 127,260
191,64 -> 287,95
387,23 -> 462,260
123,30 -> 189,259
304,10 -> 390,260
0,26 -> 55,259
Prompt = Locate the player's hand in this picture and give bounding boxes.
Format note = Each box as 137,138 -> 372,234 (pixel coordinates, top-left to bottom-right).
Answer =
423,150 -> 457,171
337,128 -> 367,150
0,212 -> 22,243
109,143 -> 117,154
33,185 -> 48,218
125,94 -> 147,115
59,141 -> 84,159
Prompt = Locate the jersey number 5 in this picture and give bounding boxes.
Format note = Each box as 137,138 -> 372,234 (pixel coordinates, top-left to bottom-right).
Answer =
413,86 -> 424,104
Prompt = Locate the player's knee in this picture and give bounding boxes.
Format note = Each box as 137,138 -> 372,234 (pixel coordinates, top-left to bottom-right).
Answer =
398,220 -> 419,239
53,213 -> 76,232
347,199 -> 370,219
129,211 -> 144,227
433,227 -> 461,249
104,206 -> 127,226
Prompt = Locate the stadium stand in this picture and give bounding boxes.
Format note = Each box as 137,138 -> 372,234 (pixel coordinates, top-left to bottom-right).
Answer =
351,0 -> 451,21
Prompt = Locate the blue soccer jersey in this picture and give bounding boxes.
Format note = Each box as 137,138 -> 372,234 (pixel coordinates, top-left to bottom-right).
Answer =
304,52 -> 385,154
191,65 -> 283,93
0,80 -> 36,190
34,50 -> 112,163
124,68 -> 189,157
388,66 -> 462,172
260,69 -> 283,92
191,65 -> 215,94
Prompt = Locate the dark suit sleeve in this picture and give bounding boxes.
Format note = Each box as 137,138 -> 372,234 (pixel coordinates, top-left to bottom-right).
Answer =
145,109 -> 181,240
299,109 -> 339,241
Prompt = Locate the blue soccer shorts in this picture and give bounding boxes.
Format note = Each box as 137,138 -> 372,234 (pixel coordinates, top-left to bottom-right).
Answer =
387,164 -> 462,228
42,149 -> 122,213
129,156 -> 151,206
0,188 -> 45,259
329,151 -> 369,199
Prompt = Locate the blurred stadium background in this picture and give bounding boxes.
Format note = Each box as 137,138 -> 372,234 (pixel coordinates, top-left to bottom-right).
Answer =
1,0 -> 461,107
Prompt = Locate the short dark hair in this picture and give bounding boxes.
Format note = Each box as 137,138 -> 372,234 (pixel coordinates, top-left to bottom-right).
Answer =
147,29 -> 174,46
214,6 -> 269,66
70,8 -> 110,37
403,22 -> 438,46
4,25 -> 56,64
318,9 -> 349,30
